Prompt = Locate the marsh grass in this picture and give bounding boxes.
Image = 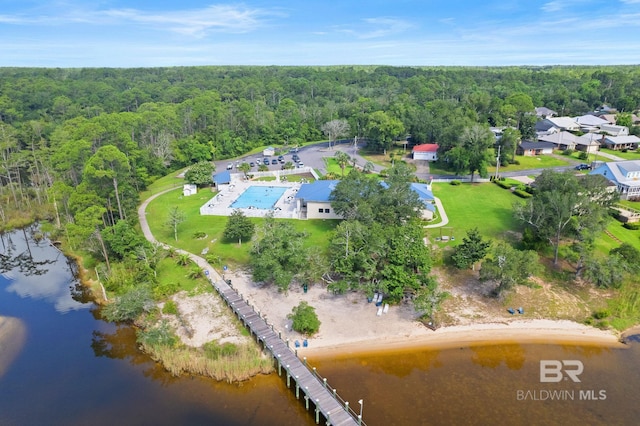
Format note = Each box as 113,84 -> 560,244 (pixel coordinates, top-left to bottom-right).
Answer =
140,341 -> 274,382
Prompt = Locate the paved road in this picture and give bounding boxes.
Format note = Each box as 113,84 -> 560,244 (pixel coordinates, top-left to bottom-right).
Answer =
138,187 -> 224,282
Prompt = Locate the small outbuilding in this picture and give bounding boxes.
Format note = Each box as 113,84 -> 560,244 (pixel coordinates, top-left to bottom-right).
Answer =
263,146 -> 275,156
183,184 -> 198,197
412,144 -> 439,161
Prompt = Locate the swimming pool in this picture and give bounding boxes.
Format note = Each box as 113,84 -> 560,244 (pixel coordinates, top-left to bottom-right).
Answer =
230,186 -> 288,209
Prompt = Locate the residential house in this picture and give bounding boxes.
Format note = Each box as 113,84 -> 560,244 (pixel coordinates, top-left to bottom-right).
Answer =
535,119 -> 560,137
516,141 -> 556,156
573,114 -> 609,133
574,133 -> 602,154
538,131 -> 578,151
412,143 -> 439,161
602,135 -> 640,151
542,117 -> 580,132
295,180 -> 437,220
535,107 -> 557,119
590,160 -> 640,200
600,124 -> 629,137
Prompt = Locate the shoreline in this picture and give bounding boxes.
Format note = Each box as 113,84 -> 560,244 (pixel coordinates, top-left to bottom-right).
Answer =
224,271 -> 629,362
297,319 -> 626,360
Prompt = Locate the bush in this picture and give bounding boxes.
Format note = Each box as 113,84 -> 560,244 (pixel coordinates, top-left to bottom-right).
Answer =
192,231 -> 207,239
102,286 -> 154,322
494,180 -> 511,189
153,281 -> 179,298
562,149 -> 574,156
137,320 -> 178,347
578,151 -> 589,160
163,300 -> 178,315
623,222 -> 640,230
514,189 -> 533,198
593,309 -> 611,320
450,180 -> 461,186
287,301 -> 321,335
203,341 -> 239,359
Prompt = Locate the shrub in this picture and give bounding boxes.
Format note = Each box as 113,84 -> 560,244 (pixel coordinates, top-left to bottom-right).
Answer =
203,341 -> 239,359
287,301 -> 321,335
562,149 -> 574,156
593,309 -> 610,320
514,189 -> 533,198
137,320 -> 178,348
163,300 -> 178,315
623,222 -> 640,230
578,151 -> 589,160
102,286 -> 154,322
153,281 -> 179,298
450,180 -> 461,186
192,231 -> 207,239
494,180 -> 511,189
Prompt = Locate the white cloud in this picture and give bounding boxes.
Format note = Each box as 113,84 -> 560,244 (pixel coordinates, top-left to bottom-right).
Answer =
0,4 -> 278,37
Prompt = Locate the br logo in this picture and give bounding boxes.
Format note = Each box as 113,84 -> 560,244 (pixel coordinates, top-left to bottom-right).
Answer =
540,360 -> 584,383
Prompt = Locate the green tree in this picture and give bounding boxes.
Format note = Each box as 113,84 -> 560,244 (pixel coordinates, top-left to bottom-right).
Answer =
83,145 -> 131,221
366,111 -> 405,153
238,161 -> 251,178
452,228 -> 491,270
287,301 -> 321,335
184,161 -> 214,187
223,209 -> 255,245
461,125 -> 494,182
251,217 -> 307,292
334,150 -> 351,177
514,171 -> 616,265
479,242 -> 540,296
583,255 -> 625,289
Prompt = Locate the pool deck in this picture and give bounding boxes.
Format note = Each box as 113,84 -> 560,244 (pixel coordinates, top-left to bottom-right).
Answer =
200,177 -> 303,219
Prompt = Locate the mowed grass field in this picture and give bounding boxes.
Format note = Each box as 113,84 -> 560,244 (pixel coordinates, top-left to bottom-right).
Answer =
429,182 -> 522,245
144,186 -> 339,268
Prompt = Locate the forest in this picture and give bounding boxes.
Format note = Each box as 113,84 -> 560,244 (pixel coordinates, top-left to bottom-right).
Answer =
1,64 -> 640,269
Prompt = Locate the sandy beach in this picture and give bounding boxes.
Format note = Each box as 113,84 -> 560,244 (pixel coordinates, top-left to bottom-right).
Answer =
211,269 -> 625,360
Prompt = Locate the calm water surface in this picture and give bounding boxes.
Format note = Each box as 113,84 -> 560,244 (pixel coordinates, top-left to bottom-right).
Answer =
1,227 -> 638,425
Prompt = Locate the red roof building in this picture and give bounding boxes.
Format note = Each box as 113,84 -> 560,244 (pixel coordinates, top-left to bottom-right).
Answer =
412,144 -> 439,161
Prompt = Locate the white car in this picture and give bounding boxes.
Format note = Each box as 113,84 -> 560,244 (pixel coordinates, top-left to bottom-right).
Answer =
226,163 -> 233,170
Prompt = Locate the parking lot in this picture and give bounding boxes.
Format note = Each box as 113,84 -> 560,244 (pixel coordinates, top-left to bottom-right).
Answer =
214,140 -> 383,176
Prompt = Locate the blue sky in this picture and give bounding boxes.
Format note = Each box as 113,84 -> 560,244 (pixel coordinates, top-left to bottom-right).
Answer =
1,0 -> 639,67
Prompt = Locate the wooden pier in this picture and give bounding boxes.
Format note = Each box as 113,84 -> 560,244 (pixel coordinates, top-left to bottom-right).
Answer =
211,278 -> 363,426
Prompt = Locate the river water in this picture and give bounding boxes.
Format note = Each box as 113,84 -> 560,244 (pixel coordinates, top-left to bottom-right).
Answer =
1,228 -> 638,425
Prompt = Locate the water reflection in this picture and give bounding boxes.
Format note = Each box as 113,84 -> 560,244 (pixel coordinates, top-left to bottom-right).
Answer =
1,226 -> 89,314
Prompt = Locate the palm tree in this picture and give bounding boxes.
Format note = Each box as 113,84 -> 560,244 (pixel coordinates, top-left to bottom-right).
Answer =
334,151 -> 351,177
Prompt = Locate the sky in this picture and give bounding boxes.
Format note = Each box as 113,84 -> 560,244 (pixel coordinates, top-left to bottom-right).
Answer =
1,0 -> 639,67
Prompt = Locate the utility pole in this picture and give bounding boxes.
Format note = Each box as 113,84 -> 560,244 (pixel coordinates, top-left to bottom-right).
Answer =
495,145 -> 501,180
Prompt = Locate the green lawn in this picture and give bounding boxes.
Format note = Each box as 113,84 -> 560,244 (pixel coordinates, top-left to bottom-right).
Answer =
145,187 -> 339,268
323,157 -> 356,177
598,148 -> 640,160
430,182 -> 522,245
489,154 -> 571,173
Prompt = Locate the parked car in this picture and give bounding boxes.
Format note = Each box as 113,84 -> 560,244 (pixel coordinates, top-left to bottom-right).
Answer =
575,163 -> 590,170
263,158 -> 270,165
226,163 -> 233,170
249,162 -> 255,167
272,158 -> 278,165
277,155 -> 284,161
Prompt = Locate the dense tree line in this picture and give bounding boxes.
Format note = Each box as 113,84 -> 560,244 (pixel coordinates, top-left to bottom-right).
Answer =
1,65 -> 639,281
